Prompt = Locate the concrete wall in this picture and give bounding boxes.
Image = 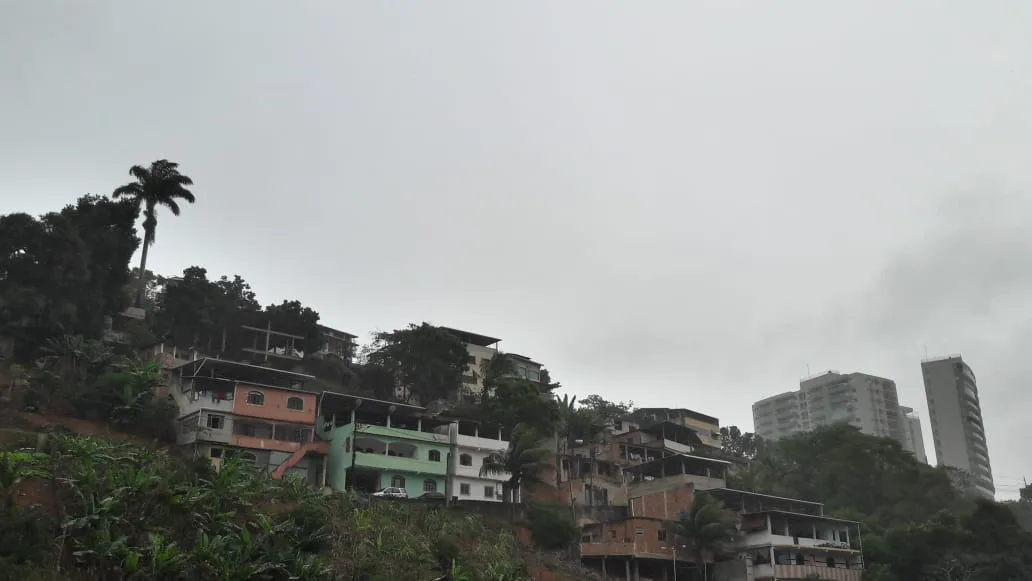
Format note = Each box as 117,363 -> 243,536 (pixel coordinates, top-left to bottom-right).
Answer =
232,384 -> 317,424
628,473 -> 725,497
629,485 -> 694,520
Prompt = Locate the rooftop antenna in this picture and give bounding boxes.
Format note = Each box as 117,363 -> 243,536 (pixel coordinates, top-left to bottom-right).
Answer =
923,345 -> 928,359
806,364 -> 811,376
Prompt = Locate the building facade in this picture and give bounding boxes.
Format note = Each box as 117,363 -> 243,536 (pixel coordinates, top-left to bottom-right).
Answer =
899,406 -> 928,464
752,392 -> 804,441
320,393 -> 453,496
631,408 -> 722,449
922,355 -> 994,499
753,371 -> 908,447
169,358 -> 326,486
710,489 -> 864,581
449,420 -> 510,503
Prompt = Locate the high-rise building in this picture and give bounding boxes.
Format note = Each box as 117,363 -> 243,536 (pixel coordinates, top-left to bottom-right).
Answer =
752,371 -> 906,446
899,406 -> 928,464
751,391 -> 804,441
921,355 -> 994,500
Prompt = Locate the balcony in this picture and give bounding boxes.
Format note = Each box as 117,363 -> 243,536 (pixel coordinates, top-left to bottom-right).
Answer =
742,531 -> 852,550
354,450 -> 448,475
752,564 -> 861,581
579,541 -> 671,559
455,432 -> 508,452
352,432 -> 449,476
232,420 -> 313,454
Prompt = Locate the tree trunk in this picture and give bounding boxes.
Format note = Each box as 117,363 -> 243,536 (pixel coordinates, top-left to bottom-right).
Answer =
135,229 -> 152,307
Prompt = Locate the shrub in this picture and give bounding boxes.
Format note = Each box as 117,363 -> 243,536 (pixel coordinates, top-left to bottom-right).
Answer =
527,503 -> 579,550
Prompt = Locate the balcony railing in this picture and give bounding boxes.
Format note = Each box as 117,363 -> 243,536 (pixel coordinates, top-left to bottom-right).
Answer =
765,564 -> 861,581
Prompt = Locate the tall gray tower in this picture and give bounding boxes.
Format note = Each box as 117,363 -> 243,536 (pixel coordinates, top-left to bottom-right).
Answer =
922,355 -> 994,500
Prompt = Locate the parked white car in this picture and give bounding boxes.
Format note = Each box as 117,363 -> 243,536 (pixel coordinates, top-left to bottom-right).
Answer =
372,487 -> 408,499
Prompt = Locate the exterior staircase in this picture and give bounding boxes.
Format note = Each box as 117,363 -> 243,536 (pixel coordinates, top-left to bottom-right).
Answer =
271,441 -> 329,480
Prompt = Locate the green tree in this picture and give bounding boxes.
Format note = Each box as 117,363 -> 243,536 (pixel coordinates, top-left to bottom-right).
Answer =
480,424 -> 553,520
670,492 -> 737,581
578,394 -> 633,425
480,380 -> 559,435
366,323 -> 468,405
112,159 -> 195,306
264,300 -> 321,354
0,196 -> 140,361
718,426 -> 764,460
479,352 -> 514,403
152,266 -> 261,350
736,425 -> 961,528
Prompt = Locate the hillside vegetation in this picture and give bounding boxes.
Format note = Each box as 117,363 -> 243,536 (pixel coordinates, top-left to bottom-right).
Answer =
0,433 -> 588,581
730,425 -> 1032,580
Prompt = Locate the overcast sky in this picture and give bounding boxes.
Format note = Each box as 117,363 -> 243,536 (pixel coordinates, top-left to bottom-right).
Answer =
3,1 -> 1030,498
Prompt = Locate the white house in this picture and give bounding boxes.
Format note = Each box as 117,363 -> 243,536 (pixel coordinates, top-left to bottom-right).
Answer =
447,421 -> 511,502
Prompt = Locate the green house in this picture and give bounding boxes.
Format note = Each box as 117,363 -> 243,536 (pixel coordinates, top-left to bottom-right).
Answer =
320,393 -> 454,495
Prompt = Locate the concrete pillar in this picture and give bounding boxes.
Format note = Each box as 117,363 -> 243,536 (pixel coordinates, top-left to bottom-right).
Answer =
633,558 -> 640,581
625,559 -> 631,581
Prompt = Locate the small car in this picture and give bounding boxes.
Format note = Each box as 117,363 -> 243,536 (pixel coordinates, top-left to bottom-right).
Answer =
415,491 -> 447,502
372,487 -> 408,499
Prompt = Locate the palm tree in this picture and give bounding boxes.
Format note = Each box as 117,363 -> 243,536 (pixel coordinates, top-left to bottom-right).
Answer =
112,159 -> 195,306
480,423 -> 552,520
670,492 -> 738,580
555,394 -> 577,489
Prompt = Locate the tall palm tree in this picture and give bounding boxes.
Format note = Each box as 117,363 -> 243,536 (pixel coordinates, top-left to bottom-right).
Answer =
670,492 -> 738,580
112,159 -> 195,306
480,423 -> 552,520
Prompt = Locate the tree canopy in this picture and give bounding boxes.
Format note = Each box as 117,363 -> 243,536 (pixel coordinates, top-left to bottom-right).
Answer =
0,195 -> 140,361
718,425 -> 764,460
365,323 -> 469,405
732,425 -> 1032,580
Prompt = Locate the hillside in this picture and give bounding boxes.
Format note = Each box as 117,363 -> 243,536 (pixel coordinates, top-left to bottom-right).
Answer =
0,410 -> 598,581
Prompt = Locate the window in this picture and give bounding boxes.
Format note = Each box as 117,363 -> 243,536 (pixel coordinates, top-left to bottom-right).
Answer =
424,479 -> 437,493
209,448 -> 223,458
206,414 -> 224,429
391,475 -> 406,489
287,396 -> 304,411
459,483 -> 471,496
484,486 -> 495,498
635,528 -> 644,536
459,454 -> 473,466
658,529 -> 667,542
240,452 -> 258,463
246,391 -> 265,406
428,450 -> 441,462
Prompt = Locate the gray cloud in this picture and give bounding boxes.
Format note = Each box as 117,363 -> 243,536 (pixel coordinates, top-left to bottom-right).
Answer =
3,1 -> 1031,497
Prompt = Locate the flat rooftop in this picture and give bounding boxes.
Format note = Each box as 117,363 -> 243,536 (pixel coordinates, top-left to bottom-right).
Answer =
441,326 -> 501,347
175,357 -> 315,389
634,408 -> 720,426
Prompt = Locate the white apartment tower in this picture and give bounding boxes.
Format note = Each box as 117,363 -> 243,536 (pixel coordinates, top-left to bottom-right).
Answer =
752,371 -> 906,446
899,406 -> 928,464
921,355 -> 994,500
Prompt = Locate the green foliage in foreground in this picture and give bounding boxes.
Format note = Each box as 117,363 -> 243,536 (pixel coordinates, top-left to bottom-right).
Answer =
0,436 -> 544,581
